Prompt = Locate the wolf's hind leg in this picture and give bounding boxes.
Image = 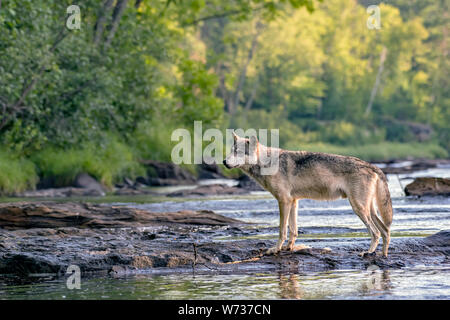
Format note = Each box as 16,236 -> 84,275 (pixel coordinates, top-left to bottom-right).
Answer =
370,201 -> 390,258
266,199 -> 292,255
349,197 -> 380,255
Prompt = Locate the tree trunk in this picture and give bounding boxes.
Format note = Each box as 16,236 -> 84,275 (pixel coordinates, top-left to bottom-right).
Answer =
93,0 -> 115,46
217,63 -> 233,114
244,76 -> 259,111
365,46 -> 387,117
104,0 -> 129,49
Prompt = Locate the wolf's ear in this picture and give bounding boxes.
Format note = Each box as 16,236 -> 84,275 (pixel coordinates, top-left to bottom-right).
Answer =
250,135 -> 258,145
232,131 -> 238,141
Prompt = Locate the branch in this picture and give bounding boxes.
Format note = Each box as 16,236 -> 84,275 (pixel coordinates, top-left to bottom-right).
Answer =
104,0 -> 129,49
60,79 -> 96,101
216,62 -> 233,113
93,0 -> 115,46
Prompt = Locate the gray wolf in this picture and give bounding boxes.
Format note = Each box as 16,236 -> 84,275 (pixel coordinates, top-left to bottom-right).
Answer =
223,132 -> 393,257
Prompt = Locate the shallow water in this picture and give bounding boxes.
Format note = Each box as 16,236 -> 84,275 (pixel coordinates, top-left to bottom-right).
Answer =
1,168 -> 449,300
1,266 -> 449,300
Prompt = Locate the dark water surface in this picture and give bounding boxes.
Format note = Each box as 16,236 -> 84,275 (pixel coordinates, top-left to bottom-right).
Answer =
1,266 -> 449,299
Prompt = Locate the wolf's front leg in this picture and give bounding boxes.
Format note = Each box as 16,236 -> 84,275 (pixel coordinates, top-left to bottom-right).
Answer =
285,199 -> 298,251
266,200 -> 292,255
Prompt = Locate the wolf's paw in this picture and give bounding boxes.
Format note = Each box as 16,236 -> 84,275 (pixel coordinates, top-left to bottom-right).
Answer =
282,244 -> 311,252
265,246 -> 280,255
282,244 -> 294,251
360,251 -> 376,258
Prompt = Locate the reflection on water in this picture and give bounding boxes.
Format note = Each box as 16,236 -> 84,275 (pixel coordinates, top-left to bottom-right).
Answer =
1,267 -> 449,300
278,274 -> 304,299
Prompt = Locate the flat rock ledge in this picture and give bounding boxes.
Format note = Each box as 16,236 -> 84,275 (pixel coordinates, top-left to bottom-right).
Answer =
0,202 -> 240,230
0,202 -> 448,283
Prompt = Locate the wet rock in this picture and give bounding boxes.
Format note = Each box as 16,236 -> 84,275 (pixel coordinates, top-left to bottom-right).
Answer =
113,187 -> 158,196
423,230 -> 450,246
16,187 -> 105,198
198,161 -> 226,179
167,184 -> 248,197
0,253 -> 61,276
135,176 -> 149,185
422,230 -> 450,255
113,176 -> 159,195
141,232 -> 157,240
0,225 -> 448,278
122,177 -> 134,187
404,177 -> 450,196
141,160 -> 196,186
109,265 -> 128,275
147,178 -> 188,186
237,175 -> 264,191
0,202 -> 242,230
74,173 -> 106,196
21,173 -> 106,198
0,200 -> 448,281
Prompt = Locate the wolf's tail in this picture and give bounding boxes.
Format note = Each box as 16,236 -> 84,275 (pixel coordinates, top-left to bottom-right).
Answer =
375,176 -> 393,229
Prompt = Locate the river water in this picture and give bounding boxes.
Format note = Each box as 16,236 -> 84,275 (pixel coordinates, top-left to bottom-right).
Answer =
1,164 -> 449,299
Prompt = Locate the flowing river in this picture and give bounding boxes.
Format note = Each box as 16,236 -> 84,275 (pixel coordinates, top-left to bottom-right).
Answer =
1,163 -> 449,299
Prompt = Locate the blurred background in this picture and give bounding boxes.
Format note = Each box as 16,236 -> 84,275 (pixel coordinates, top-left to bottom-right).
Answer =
0,0 -> 448,194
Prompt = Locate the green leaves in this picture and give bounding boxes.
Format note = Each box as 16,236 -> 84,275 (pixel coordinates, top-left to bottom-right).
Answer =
0,0 -> 447,194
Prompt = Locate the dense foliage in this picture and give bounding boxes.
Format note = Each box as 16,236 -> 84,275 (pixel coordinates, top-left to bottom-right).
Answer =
0,0 -> 448,193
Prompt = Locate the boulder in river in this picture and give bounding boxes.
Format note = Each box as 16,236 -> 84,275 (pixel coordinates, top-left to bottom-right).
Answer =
197,160 -> 226,179
16,187 -> 104,198
140,160 -> 196,186
74,173 -> 106,196
404,177 -> 450,196
16,172 -> 106,198
237,175 -> 264,191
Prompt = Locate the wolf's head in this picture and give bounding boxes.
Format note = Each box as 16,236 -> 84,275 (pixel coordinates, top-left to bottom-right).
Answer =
223,132 -> 259,169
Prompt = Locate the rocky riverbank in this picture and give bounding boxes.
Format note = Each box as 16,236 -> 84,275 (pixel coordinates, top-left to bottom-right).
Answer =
0,202 -> 448,283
